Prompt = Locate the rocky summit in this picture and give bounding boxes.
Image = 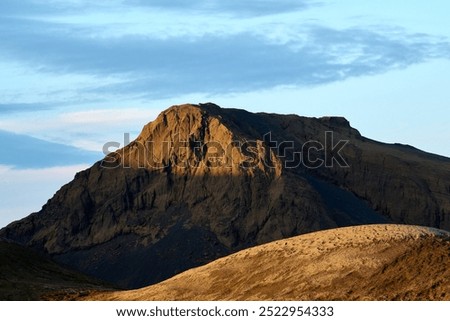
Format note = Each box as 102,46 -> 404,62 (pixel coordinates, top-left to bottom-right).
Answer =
1,103 -> 449,288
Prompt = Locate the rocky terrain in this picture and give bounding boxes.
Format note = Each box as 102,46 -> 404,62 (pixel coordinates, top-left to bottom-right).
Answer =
85,224 -> 450,301
1,103 -> 449,289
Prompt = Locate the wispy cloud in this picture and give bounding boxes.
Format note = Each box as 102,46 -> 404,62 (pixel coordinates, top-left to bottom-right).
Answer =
0,130 -> 100,168
0,107 -> 160,152
1,0 -> 317,17
1,11 -> 448,108
0,58 -> 128,109
127,0 -> 319,17
0,103 -> 52,114
1,0 -> 449,116
1,0 -> 449,155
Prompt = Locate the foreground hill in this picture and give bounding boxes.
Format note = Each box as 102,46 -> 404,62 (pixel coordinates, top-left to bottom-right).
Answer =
86,224 -> 450,301
1,103 -> 449,288
0,240 -> 112,300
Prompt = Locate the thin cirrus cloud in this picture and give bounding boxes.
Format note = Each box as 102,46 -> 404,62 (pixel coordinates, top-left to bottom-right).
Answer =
0,103 -> 52,114
127,0 -> 319,16
0,107 -> 159,152
1,12 -> 449,109
0,0 -> 318,18
0,130 -> 100,168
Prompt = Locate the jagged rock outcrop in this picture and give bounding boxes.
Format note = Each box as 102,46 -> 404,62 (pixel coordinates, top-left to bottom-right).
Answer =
1,103 -> 449,288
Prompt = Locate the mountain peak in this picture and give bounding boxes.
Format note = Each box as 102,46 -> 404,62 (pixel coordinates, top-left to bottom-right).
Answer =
1,103 -> 449,289
115,103 -> 361,174
113,103 -> 284,176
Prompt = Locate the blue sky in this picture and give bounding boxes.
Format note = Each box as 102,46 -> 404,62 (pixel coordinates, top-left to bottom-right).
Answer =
1,0 -> 450,227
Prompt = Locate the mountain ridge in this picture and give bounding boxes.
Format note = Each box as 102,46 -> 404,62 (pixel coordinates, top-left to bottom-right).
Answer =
1,103 -> 449,288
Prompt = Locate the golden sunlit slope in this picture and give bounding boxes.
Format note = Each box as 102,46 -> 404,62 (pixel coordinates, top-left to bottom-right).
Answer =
86,224 -> 450,301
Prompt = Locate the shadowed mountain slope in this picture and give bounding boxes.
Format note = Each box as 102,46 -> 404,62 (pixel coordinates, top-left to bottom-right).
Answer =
1,103 -> 449,288
0,240 -> 113,300
85,224 -> 450,301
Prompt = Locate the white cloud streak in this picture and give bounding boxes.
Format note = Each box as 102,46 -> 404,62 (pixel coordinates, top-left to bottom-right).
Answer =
0,107 -> 160,151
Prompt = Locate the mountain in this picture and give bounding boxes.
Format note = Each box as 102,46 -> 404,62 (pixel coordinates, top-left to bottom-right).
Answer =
1,103 -> 449,289
0,239 -> 112,300
84,224 -> 450,301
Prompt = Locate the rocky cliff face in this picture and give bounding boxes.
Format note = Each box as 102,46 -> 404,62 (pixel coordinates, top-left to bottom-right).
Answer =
1,103 -> 449,288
